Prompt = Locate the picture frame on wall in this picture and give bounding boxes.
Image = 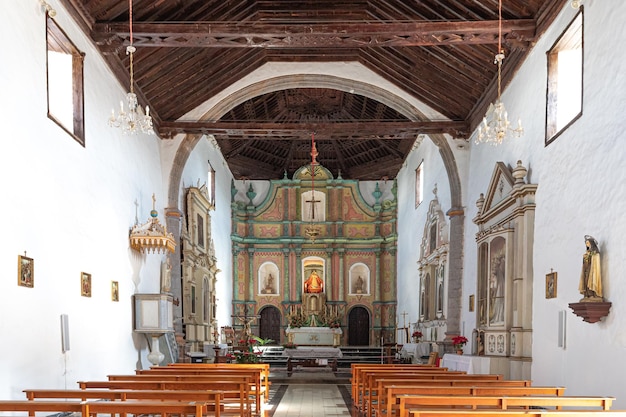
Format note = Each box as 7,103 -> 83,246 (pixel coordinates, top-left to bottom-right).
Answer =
111,281 -> 119,302
546,272 -> 557,299
17,254 -> 34,288
81,272 -> 92,297
469,294 -> 475,312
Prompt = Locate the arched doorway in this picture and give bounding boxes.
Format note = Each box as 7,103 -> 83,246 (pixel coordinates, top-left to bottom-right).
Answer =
259,306 -> 281,343
348,306 -> 370,346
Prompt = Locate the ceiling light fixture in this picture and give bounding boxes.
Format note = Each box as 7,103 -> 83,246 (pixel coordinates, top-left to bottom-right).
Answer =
476,0 -> 523,145
108,0 -> 154,135
571,0 -> 582,9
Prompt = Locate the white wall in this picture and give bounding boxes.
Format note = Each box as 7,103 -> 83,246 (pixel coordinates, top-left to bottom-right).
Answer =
396,137 -> 458,330
0,0 -> 164,398
176,136 -> 234,328
461,1 -> 626,406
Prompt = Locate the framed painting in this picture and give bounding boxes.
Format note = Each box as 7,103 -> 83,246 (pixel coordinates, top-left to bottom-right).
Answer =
81,272 -> 92,297
469,294 -> 475,312
111,281 -> 119,302
546,272 -> 557,299
18,254 -> 34,288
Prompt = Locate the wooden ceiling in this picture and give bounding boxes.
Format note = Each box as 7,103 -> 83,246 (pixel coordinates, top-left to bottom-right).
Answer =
61,0 -> 567,180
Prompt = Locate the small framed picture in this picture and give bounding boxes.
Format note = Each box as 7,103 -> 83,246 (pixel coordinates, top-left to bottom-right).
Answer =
81,272 -> 92,297
546,272 -> 557,299
18,255 -> 34,288
111,281 -> 119,302
469,294 -> 475,312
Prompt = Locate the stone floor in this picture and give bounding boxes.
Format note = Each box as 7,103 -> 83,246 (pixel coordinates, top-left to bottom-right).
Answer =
262,367 -> 355,417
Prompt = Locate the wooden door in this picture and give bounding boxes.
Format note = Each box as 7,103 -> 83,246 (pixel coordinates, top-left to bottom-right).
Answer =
259,306 -> 281,343
348,306 -> 370,346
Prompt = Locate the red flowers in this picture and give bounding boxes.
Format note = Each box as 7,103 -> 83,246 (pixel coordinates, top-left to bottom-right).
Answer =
452,335 -> 468,347
412,331 -> 423,338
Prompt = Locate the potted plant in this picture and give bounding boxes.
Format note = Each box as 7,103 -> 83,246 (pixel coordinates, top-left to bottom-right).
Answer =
412,331 -> 423,343
452,335 -> 468,355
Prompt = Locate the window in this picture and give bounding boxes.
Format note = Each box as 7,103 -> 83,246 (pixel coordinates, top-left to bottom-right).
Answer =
415,161 -> 423,207
46,13 -> 85,145
207,162 -> 216,207
546,9 -> 583,145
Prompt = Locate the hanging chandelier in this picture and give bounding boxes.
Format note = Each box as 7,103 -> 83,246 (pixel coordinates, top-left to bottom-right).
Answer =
108,0 -> 154,135
476,0 -> 523,145
304,132 -> 322,241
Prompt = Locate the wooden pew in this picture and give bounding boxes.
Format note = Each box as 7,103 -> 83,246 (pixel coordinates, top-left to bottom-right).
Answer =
23,389 -> 226,415
351,364 -> 443,401
406,410 -> 626,417
398,395 -> 615,417
78,379 -> 249,417
106,373 -> 261,415
362,372 -> 503,416
0,400 -> 209,417
380,385 -> 566,417
0,400 -> 82,417
139,364 -> 270,405
351,365 -> 453,411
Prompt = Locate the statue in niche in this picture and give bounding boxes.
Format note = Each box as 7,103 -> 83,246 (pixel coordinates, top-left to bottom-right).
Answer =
304,270 -> 324,293
261,273 -> 276,294
353,275 -> 365,294
489,253 -> 505,324
161,255 -> 172,293
579,235 -> 603,301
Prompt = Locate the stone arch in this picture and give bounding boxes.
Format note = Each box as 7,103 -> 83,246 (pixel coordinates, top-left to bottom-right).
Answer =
165,73 -> 464,337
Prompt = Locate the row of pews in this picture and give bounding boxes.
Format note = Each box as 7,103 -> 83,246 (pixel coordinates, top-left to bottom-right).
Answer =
1,362 -> 270,417
351,363 -> 625,417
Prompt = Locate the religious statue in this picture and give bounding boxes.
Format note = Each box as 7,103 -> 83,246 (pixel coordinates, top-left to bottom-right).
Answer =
304,269 -> 324,293
161,255 -> 172,293
354,275 -> 364,294
579,235 -> 603,301
262,273 -> 275,294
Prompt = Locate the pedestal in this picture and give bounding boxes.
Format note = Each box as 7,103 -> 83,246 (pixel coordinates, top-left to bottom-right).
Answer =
147,335 -> 165,366
569,301 -> 612,323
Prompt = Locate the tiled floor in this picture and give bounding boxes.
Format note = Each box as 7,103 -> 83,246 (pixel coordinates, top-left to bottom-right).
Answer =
263,383 -> 353,417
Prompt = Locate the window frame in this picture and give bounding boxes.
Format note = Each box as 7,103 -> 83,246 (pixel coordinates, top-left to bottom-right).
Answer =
415,161 -> 423,208
46,13 -> 85,146
545,8 -> 584,146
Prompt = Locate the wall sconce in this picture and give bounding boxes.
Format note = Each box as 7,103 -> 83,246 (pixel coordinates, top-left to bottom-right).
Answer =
133,293 -> 173,365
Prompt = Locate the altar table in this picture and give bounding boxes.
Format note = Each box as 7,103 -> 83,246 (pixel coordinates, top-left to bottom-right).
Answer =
285,326 -> 342,346
400,342 -> 432,362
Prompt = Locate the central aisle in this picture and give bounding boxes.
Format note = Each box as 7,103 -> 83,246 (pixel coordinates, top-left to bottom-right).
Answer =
266,383 -> 352,417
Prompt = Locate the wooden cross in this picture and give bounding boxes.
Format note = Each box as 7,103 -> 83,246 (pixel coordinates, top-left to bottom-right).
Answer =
401,311 -> 408,328
231,305 -> 260,339
306,192 -> 321,220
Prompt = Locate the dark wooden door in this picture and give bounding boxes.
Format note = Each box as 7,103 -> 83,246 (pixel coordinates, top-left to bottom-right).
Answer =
259,306 -> 281,343
348,306 -> 370,346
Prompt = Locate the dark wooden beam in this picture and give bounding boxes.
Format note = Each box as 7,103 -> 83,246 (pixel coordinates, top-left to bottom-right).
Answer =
92,19 -> 536,49
158,120 -> 469,139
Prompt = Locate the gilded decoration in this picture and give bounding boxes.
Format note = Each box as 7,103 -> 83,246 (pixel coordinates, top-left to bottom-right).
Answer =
230,163 -> 398,346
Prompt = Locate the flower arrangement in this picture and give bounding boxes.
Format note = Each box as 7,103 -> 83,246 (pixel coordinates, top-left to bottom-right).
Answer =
226,338 -> 262,363
412,331 -> 423,339
452,335 -> 468,350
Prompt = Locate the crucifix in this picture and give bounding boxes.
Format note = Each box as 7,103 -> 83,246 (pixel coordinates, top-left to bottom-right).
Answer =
231,305 -> 260,340
306,192 -> 321,221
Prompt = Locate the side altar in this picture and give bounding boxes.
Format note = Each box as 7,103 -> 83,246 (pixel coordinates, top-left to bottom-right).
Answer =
285,326 -> 342,347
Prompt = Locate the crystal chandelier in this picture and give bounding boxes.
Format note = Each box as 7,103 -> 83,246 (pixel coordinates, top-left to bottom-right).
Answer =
108,0 -> 154,135
476,0 -> 523,145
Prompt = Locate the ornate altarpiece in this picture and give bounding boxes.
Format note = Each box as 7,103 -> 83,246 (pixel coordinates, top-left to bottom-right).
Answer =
231,164 -> 398,346
181,185 -> 220,352
473,160 -> 536,380
416,191 -> 449,344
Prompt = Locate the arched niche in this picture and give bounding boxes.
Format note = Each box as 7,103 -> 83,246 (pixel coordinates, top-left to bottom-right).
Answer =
349,263 -> 370,295
258,261 -> 279,295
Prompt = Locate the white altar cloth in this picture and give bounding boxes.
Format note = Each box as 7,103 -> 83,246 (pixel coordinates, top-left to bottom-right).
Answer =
285,326 -> 342,346
400,342 -> 431,361
282,347 -> 343,358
